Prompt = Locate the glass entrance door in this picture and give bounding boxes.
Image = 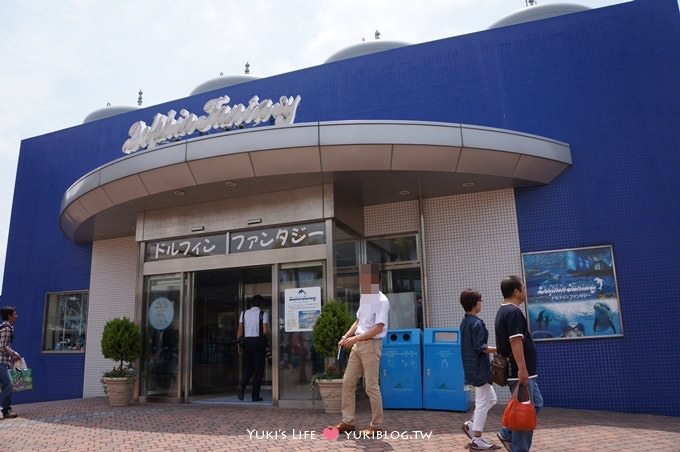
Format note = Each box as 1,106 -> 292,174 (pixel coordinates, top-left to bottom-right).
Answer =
142,274 -> 182,400
277,261 -> 325,401
191,269 -> 240,396
190,266 -> 272,401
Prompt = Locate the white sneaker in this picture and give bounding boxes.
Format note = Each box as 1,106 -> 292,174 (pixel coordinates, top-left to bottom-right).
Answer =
471,436 -> 500,450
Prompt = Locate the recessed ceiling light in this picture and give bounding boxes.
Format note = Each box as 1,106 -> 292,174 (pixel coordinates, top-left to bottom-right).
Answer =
225,181 -> 237,187
462,182 -> 475,187
399,190 -> 410,196
174,190 -> 186,195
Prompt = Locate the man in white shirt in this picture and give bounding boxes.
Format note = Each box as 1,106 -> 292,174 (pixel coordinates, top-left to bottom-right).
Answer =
236,295 -> 269,402
328,263 -> 390,435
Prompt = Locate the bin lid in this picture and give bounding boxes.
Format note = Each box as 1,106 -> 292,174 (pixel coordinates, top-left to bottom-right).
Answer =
383,328 -> 422,344
424,328 -> 460,344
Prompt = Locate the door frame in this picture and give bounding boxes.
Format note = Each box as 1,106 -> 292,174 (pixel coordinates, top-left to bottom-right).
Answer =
183,266 -> 275,403
138,221 -> 333,404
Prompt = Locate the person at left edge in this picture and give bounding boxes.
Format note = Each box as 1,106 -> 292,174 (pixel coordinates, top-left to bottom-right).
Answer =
0,305 -> 21,419
236,295 -> 269,402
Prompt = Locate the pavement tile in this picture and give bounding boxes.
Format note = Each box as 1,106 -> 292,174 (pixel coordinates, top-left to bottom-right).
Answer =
0,397 -> 678,451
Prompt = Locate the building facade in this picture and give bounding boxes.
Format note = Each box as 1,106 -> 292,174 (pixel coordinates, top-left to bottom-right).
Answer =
3,0 -> 679,416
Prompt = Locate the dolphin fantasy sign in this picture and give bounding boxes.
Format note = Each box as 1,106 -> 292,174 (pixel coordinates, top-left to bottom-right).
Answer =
521,245 -> 623,341
122,94 -> 302,154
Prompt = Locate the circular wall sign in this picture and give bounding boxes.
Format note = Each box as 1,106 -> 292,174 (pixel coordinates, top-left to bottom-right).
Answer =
149,297 -> 174,330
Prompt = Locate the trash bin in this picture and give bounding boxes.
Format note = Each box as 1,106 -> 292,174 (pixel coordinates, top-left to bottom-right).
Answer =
422,328 -> 468,411
380,329 -> 423,409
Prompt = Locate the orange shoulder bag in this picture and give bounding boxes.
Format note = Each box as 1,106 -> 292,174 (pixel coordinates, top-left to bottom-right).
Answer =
501,383 -> 537,431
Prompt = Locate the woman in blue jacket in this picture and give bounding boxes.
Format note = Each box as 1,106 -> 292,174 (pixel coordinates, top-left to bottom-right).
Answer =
459,289 -> 499,450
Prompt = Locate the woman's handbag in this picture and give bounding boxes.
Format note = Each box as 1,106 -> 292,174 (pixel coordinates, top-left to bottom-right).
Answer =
501,383 -> 537,431
10,358 -> 33,392
490,353 -> 509,386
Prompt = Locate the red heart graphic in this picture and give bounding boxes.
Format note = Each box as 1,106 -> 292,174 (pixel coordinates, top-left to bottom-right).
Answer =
323,427 -> 339,440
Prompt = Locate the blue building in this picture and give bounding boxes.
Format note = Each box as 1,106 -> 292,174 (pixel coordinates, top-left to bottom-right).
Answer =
3,0 -> 679,416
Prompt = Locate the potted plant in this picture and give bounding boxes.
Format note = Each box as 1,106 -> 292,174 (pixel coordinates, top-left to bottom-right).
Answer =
310,299 -> 354,413
100,316 -> 142,406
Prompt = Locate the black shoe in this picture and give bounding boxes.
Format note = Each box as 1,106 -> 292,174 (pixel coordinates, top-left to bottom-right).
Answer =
2,409 -> 17,419
252,397 -> 263,402
237,386 -> 244,401
496,433 -> 512,452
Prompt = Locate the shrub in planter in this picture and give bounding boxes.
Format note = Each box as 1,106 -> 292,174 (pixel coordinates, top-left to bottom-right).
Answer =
101,316 -> 142,377
100,316 -> 142,405
311,299 -> 354,362
310,299 -> 354,407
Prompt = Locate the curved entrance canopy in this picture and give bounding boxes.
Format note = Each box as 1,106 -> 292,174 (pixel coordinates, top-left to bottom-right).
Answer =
60,120 -> 571,243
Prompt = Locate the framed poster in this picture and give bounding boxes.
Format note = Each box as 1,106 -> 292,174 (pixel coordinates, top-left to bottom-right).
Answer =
521,245 -> 623,341
284,287 -> 321,332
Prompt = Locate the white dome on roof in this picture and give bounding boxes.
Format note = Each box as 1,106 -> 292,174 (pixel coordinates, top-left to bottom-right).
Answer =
325,31 -> 410,63
190,74 -> 259,96
488,3 -> 590,29
83,104 -> 139,123
190,63 -> 259,96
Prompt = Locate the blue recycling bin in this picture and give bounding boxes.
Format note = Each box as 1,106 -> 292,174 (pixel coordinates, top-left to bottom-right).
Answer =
380,329 -> 423,409
422,328 -> 468,411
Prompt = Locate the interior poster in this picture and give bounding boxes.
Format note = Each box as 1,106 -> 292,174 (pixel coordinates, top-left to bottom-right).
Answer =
522,245 -> 623,341
284,286 -> 321,332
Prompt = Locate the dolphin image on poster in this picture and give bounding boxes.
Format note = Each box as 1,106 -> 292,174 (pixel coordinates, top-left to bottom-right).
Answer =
593,302 -> 616,333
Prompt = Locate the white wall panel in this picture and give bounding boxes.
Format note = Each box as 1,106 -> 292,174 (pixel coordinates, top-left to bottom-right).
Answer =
83,236 -> 138,397
423,189 -> 521,338
364,199 -> 419,237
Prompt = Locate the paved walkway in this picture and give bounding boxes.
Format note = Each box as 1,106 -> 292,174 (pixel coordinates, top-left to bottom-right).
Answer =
2,397 -> 679,451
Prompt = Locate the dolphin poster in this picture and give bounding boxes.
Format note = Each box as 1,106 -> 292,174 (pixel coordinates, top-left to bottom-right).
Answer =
521,245 -> 623,341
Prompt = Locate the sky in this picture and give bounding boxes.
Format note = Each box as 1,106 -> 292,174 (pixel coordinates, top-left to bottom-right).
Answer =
0,0 -> 652,292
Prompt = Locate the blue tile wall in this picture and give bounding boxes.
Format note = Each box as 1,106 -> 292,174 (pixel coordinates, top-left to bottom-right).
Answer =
6,130 -> 94,402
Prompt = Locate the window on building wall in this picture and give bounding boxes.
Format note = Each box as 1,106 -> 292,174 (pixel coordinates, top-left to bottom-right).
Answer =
366,235 -> 424,329
42,292 -> 89,352
366,236 -> 418,263
333,222 -> 361,315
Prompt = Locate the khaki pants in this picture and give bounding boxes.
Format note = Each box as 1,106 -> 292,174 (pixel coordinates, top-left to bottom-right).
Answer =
341,339 -> 383,428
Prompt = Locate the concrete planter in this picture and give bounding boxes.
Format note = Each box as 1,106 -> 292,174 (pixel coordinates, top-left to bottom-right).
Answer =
103,377 -> 135,406
315,378 -> 343,414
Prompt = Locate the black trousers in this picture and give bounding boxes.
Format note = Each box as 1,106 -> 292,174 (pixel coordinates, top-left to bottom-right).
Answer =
241,337 -> 266,399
